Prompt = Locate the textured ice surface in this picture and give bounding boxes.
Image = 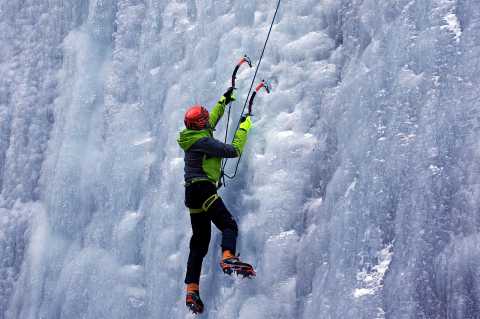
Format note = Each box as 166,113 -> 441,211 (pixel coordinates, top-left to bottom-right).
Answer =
1,0 -> 480,318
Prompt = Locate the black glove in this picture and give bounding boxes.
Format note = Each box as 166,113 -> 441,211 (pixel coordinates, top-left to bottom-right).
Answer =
223,87 -> 236,104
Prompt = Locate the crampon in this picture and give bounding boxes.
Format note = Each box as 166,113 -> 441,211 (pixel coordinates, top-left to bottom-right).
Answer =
220,257 -> 256,278
186,291 -> 204,314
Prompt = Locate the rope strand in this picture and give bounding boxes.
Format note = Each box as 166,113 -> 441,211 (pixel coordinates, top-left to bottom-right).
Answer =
222,0 -> 282,180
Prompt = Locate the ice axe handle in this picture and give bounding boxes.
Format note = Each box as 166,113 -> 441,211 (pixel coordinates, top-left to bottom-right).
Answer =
247,91 -> 257,115
248,80 -> 270,114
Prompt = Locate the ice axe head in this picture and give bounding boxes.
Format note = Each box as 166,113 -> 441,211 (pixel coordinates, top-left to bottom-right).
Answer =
255,79 -> 271,94
239,55 -> 253,68
232,55 -> 253,88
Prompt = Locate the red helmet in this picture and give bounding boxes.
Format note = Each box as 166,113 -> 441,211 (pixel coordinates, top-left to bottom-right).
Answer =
184,105 -> 209,130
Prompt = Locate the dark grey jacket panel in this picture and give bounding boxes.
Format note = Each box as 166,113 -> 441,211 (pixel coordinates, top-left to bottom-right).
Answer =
194,137 -> 238,158
184,137 -> 238,182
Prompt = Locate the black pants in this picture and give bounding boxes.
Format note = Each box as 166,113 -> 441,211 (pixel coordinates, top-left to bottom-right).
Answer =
184,181 -> 238,284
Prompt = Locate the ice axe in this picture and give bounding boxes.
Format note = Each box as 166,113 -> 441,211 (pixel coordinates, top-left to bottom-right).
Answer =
247,79 -> 271,116
231,55 -> 252,88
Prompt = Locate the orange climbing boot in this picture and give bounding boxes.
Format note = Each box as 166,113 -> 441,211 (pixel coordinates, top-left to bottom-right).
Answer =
185,283 -> 204,314
220,250 -> 256,278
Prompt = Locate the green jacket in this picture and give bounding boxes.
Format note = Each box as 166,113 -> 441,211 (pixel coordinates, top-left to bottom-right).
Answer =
177,96 -> 250,183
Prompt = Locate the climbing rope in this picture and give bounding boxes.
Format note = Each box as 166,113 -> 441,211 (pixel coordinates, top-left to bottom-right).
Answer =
220,0 -> 282,186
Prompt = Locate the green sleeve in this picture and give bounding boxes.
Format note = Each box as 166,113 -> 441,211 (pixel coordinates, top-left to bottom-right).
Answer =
232,116 -> 252,155
209,96 -> 227,129
232,127 -> 249,155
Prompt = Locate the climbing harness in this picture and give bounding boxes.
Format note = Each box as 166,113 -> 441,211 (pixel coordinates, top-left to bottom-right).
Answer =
219,0 -> 281,187
188,194 -> 220,214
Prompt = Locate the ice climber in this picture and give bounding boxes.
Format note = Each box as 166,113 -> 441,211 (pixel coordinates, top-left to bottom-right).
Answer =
177,87 -> 256,314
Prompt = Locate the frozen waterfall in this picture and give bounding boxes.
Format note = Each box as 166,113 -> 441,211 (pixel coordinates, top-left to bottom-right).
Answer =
1,0 -> 480,318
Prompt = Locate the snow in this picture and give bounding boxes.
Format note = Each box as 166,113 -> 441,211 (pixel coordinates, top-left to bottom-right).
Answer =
443,13 -> 462,42
133,135 -> 154,146
398,67 -> 424,88
354,244 -> 393,299
1,0 -> 480,318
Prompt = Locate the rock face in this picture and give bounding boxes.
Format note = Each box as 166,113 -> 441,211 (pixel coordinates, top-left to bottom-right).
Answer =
1,0 -> 479,318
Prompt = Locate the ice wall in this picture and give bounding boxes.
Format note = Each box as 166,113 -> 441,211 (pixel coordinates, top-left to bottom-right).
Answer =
1,0 -> 480,318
